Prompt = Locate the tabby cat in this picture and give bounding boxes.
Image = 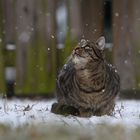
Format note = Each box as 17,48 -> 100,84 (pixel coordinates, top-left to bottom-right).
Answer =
51,36 -> 120,117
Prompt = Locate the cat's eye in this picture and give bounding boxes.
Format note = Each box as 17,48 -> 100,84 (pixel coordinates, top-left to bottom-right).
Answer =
85,46 -> 92,51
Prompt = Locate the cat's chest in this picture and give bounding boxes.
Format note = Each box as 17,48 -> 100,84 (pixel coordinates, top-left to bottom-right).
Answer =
76,69 -> 105,88
76,69 -> 93,85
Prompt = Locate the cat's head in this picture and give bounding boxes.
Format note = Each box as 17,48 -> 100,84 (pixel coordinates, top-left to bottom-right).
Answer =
71,36 -> 105,70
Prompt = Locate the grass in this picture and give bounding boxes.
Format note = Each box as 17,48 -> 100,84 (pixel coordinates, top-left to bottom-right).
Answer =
0,123 -> 140,140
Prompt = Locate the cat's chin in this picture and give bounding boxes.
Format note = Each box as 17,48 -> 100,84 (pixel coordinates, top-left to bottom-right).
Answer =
72,56 -> 81,64
71,57 -> 86,70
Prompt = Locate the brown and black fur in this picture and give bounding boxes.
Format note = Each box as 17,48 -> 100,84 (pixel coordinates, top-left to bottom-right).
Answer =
51,37 -> 120,117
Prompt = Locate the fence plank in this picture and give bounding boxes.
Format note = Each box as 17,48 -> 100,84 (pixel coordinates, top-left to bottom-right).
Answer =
80,0 -> 104,41
15,0 -> 57,95
15,0 -> 37,94
56,0 -> 82,68
0,0 -> 5,94
45,0 -> 57,93
112,0 -> 135,90
1,0 -> 139,96
132,0 -> 140,89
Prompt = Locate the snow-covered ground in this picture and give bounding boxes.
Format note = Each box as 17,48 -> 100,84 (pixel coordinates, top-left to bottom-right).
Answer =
0,98 -> 140,128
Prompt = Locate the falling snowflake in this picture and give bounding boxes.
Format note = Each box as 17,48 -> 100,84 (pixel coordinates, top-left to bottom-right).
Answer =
51,35 -> 54,39
46,13 -> 50,17
31,28 -> 34,31
19,15 -> 23,19
124,60 -> 128,64
102,89 -> 105,92
132,87 -> 136,90
94,29 -> 97,32
15,26 -> 19,30
115,13 -> 119,17
115,69 -> 118,73
113,23 -> 116,27
121,26 -> 124,30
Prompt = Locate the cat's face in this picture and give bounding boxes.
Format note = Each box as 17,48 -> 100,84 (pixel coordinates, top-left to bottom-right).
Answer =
71,36 -> 105,70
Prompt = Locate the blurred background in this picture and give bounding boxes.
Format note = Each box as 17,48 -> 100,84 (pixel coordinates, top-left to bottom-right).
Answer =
0,0 -> 140,98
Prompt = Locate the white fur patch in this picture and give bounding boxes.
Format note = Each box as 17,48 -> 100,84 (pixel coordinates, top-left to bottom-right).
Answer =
73,57 -> 81,64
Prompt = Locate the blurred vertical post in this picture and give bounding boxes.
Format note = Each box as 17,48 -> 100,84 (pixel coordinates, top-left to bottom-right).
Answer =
3,0 -> 15,43
62,0 -> 75,61
15,0 -> 57,95
33,0 -> 57,94
69,0 -> 82,41
15,0 -> 36,94
2,0 -> 16,96
63,0 -> 82,59
132,0 -> 140,89
0,0 -> 5,94
80,0 -> 104,41
42,0 -> 57,93
112,0 -> 135,90
55,0 -> 71,67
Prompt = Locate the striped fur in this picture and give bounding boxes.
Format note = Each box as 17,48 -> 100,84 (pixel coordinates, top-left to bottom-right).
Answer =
51,37 -> 120,117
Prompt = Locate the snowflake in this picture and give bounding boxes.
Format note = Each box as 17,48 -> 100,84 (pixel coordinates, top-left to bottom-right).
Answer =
51,35 -> 55,39
115,13 -> 119,17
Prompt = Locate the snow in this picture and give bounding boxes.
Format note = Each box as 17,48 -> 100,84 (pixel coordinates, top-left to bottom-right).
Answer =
0,98 -> 140,128
51,35 -> 54,39
94,29 -> 97,32
115,13 -> 119,17
31,27 -> 34,31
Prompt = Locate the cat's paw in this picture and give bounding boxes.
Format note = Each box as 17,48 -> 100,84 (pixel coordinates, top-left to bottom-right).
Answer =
51,103 -> 79,116
51,103 -> 61,114
79,108 -> 93,117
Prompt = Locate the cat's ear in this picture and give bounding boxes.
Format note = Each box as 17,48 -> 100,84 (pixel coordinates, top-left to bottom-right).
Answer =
95,36 -> 105,50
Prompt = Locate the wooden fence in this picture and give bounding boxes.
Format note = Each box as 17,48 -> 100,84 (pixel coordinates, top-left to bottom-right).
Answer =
0,0 -> 140,97
0,0 -> 78,96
